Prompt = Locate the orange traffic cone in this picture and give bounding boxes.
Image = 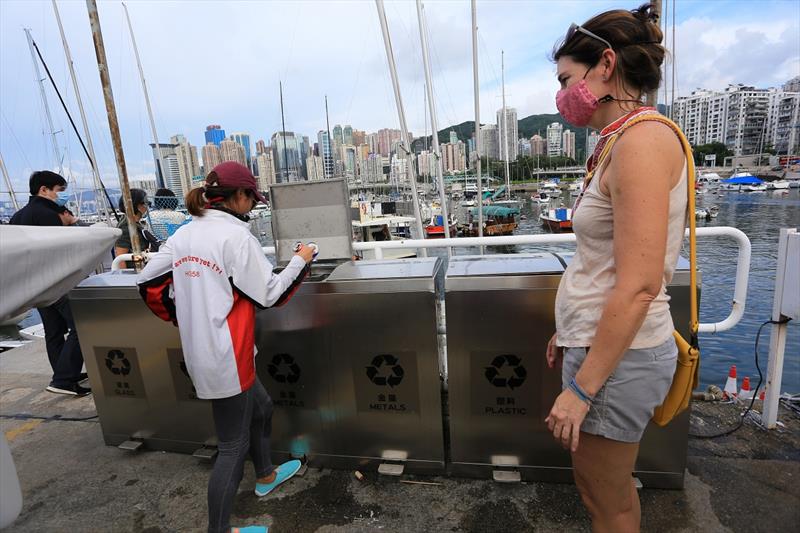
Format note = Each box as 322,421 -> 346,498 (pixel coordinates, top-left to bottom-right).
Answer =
723,365 -> 738,400
739,376 -> 754,400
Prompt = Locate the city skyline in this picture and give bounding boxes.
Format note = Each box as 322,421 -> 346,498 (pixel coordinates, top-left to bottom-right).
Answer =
0,0 -> 797,193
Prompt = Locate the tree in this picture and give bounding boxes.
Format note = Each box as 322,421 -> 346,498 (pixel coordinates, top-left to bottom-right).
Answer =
691,142 -> 732,167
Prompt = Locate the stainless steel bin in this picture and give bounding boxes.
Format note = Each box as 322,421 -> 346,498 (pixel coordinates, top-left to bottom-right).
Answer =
445,253 -> 696,488
311,258 -> 445,474
70,272 -> 216,454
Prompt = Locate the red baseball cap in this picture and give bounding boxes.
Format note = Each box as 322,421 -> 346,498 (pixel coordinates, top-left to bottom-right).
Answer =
210,161 -> 267,204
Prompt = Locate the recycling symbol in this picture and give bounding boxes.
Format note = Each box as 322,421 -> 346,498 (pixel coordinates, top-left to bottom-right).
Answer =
105,349 -> 131,376
267,353 -> 301,384
366,354 -> 404,387
484,354 -> 526,389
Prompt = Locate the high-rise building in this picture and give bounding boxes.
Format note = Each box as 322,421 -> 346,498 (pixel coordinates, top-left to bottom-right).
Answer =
480,124 -> 498,159
352,129 -> 366,147
332,124 -> 344,145
360,154 -> 384,183
204,125 -> 226,147
317,130 -> 335,179
782,76 -> 800,93
170,134 -> 201,193
586,131 -> 600,158
130,176 -> 158,198
562,130 -> 576,159
343,125 -> 353,146
220,139 -> 247,167
530,134 -> 546,156
255,151 -> 276,190
271,131 -> 301,182
255,139 -> 268,155
441,141 -> 466,174
342,145 -> 357,178
201,143 -> 222,175
389,154 -> 406,185
306,155 -> 324,181
377,128 -> 401,157
546,123 -> 563,157
229,132 -> 252,163
496,107 -> 519,161
366,132 -> 379,155
518,138 -> 532,157
769,90 -> 800,155
449,131 -> 458,144
673,82 -> 800,156
151,142 -> 183,197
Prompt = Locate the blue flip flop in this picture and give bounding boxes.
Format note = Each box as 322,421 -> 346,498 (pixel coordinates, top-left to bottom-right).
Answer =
232,526 -> 268,533
254,459 -> 302,497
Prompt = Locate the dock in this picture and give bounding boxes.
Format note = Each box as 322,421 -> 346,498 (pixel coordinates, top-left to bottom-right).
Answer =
2,340 -> 798,532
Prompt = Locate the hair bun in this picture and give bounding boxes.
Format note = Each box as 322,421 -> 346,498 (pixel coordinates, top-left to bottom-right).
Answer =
632,3 -> 660,24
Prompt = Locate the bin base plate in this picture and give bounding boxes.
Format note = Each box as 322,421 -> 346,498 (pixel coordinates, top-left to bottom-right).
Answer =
492,469 -> 521,483
378,463 -> 405,476
118,440 -> 143,452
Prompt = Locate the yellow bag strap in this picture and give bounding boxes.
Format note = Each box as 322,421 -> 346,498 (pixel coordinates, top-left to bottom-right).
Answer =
583,113 -> 698,341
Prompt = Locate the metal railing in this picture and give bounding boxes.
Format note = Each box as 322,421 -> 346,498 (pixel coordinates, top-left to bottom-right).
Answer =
112,226 -> 751,334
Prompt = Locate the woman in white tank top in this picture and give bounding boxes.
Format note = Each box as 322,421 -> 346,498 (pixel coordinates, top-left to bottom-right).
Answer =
543,5 -> 688,532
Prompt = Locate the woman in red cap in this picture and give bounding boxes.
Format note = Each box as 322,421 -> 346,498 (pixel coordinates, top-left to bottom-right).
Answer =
138,162 -> 314,533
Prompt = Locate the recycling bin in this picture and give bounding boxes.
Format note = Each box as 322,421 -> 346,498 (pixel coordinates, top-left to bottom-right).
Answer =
70,271 -> 216,454
445,253 -> 696,488
322,258 -> 445,473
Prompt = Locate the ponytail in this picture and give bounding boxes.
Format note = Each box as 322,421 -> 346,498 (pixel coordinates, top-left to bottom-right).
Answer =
185,187 -> 206,216
185,170 -> 239,217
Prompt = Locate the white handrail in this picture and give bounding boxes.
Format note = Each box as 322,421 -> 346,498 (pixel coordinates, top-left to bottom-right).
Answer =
112,226 -> 750,334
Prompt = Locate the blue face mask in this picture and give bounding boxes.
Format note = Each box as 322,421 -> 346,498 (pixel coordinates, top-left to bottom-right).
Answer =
55,191 -> 70,207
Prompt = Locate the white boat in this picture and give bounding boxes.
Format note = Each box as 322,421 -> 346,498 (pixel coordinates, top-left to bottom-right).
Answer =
352,215 -> 419,260
539,181 -> 562,197
742,183 -> 767,192
766,180 -> 791,190
531,191 -> 551,204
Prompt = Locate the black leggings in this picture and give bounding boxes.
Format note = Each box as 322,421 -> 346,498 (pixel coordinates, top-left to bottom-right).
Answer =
207,378 -> 274,533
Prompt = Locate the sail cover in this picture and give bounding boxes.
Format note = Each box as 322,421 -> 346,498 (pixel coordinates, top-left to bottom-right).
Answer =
0,225 -> 121,321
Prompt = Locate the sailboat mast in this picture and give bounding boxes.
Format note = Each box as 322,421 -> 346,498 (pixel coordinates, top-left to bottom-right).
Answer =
325,95 -> 333,179
0,151 -> 19,211
25,28 -> 62,175
86,0 -> 142,259
374,0 -> 426,251
471,0 -> 483,243
52,0 -> 111,222
416,0 -> 451,245
501,50 -> 511,200
122,2 -> 167,190
279,81 -> 290,182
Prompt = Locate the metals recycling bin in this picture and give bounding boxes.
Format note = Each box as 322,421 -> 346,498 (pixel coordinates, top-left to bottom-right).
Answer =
257,257 -> 445,474
445,253 -> 696,489
70,271 -> 216,454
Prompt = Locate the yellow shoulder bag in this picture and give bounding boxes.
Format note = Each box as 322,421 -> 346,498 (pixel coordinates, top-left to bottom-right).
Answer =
582,113 -> 699,427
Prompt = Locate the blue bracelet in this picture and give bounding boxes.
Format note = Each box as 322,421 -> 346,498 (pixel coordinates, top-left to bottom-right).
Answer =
569,377 -> 594,405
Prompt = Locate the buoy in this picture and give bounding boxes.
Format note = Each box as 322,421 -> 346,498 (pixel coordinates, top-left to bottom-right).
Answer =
739,376 -> 754,400
723,365 -> 738,400
759,389 -> 765,401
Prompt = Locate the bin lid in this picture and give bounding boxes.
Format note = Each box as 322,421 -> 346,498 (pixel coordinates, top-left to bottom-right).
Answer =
75,271 -> 139,288
327,258 -> 441,281
447,254 -> 564,277
269,179 -> 353,266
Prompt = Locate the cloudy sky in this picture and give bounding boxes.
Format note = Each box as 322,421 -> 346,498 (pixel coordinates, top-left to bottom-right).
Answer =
1,0 -> 798,196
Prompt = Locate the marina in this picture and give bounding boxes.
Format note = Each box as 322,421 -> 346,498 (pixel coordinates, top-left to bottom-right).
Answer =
1,0 -> 799,531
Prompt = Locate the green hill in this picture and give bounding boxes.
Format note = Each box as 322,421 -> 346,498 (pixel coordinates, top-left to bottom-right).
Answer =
412,114 -> 590,161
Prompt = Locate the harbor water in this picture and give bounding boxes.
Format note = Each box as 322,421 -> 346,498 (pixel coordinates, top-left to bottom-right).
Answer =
2,188 -> 797,394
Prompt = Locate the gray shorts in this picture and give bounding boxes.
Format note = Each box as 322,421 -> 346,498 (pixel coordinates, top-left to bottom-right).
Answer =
561,337 -> 678,443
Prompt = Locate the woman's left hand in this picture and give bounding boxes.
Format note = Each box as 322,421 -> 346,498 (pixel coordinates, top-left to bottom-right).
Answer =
545,389 -> 590,452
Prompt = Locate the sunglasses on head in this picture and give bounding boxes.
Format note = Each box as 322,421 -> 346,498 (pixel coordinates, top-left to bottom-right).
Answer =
565,22 -> 661,51
565,23 -> 613,50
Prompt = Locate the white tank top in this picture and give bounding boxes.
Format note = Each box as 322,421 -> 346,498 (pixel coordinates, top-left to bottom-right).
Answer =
554,140 -> 688,349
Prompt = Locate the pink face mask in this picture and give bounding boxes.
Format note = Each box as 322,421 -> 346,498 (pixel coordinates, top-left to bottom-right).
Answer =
556,79 -> 600,127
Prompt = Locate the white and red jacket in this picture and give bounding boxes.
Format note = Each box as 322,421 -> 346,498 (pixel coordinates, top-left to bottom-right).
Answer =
137,209 -> 308,399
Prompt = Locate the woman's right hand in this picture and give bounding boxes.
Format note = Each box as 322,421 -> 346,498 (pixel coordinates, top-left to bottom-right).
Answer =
295,245 -> 315,264
546,332 -> 563,369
